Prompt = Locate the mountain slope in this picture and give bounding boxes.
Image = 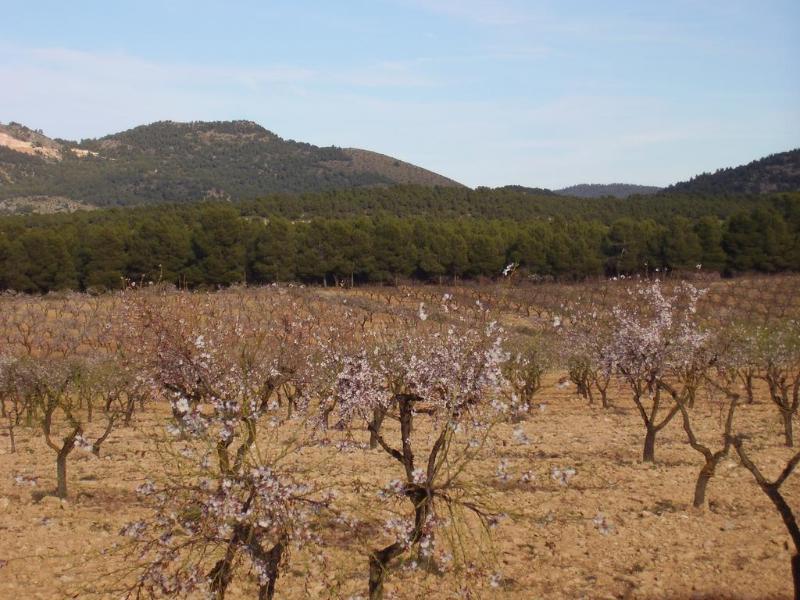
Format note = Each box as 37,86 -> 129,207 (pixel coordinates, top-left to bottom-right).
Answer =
556,183 -> 661,199
665,149 -> 800,195
0,120 -> 463,209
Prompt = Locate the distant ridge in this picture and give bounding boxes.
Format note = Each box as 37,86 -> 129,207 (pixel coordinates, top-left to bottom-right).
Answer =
485,185 -> 559,196
556,183 -> 661,199
665,149 -> 800,195
0,120 -> 463,209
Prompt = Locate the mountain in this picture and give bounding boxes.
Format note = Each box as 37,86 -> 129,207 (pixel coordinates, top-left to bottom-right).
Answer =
556,183 -> 661,199
0,120 -> 463,210
665,149 -> 800,195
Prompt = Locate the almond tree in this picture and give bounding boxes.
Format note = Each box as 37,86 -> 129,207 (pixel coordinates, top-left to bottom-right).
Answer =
650,324 -> 741,509
755,319 -> 800,447
0,353 -> 22,452
502,332 -> 552,413
334,298 -> 508,599
605,281 -> 707,462
725,321 -> 762,404
560,304 -> 615,408
7,357 -> 120,498
117,288 -> 330,599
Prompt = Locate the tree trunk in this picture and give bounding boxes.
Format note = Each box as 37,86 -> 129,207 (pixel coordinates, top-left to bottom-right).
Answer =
368,542 -> 404,600
791,552 -> 799,600
56,449 -> 69,499
257,541 -> 285,600
7,417 -> 15,454
369,406 -> 387,450
783,411 -> 794,448
124,396 -> 136,426
693,459 -> 717,508
368,481 -> 430,598
208,538 -> 238,599
322,408 -> 331,430
686,387 -> 696,409
643,427 -> 656,463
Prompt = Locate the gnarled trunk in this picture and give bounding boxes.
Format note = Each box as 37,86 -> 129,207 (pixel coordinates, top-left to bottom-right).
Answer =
693,458 -> 720,508
257,541 -> 285,600
368,541 -> 405,600
368,491 -> 430,599
56,447 -> 70,499
643,426 -> 656,463
783,411 -> 794,448
745,372 -> 755,404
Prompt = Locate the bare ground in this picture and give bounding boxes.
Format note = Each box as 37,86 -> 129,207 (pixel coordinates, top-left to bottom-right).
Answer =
0,375 -> 797,599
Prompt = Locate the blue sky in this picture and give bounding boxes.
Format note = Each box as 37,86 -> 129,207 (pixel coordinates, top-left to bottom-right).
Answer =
1,0 -> 798,188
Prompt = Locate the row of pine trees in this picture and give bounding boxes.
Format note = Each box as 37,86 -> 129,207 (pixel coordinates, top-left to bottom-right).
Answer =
0,201 -> 798,293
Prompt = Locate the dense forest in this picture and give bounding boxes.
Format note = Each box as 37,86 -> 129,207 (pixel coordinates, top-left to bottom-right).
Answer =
1,188 -> 798,293
236,185 -> 773,222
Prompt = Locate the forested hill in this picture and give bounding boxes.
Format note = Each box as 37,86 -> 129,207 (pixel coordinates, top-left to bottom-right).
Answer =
0,120 -> 463,209
665,149 -> 800,195
556,183 -> 661,199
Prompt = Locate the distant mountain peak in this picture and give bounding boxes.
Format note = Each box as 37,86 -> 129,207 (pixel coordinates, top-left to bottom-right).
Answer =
0,119 -> 463,209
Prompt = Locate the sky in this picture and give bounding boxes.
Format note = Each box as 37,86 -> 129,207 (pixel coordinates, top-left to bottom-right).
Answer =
1,0 -> 798,188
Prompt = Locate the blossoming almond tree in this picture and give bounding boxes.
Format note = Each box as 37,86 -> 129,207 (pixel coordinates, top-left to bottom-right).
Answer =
117,288 -> 331,599
333,297 -> 509,599
604,281 -> 707,463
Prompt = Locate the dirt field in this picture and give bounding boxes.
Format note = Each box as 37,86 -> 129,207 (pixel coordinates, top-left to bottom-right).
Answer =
1,372 -> 797,599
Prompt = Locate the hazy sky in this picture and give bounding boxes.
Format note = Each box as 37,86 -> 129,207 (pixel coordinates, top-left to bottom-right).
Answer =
1,0 -> 798,188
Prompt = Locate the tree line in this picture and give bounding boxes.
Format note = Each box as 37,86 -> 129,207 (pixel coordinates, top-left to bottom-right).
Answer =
237,185 -> 790,222
0,194 -> 798,293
